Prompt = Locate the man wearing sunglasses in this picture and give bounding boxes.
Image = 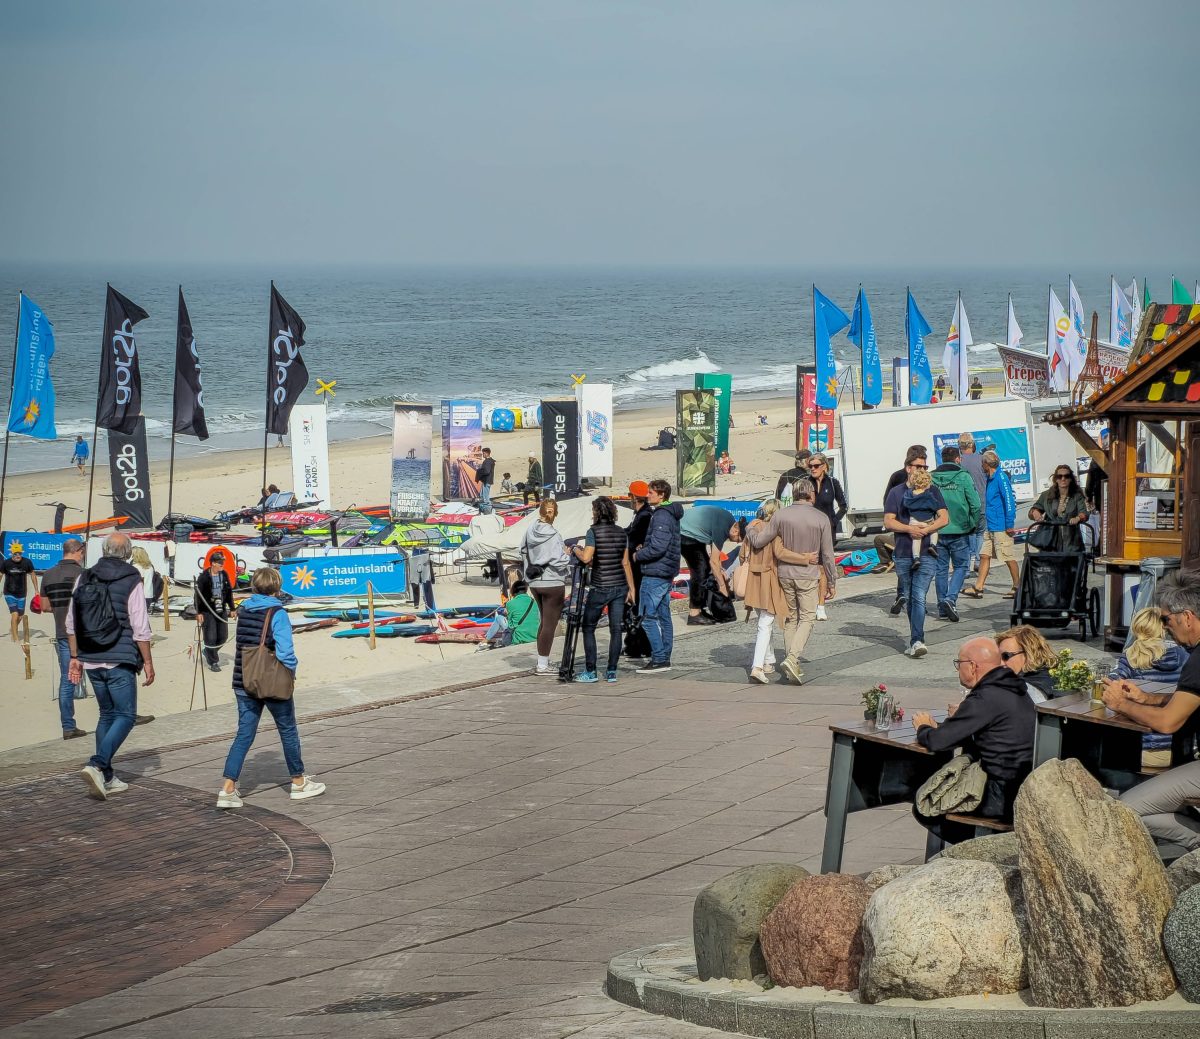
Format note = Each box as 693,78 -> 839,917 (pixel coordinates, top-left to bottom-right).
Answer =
1104,570 -> 1200,851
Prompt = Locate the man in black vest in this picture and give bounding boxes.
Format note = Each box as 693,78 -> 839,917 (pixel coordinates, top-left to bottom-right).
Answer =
195,553 -> 235,672
68,533 -> 156,800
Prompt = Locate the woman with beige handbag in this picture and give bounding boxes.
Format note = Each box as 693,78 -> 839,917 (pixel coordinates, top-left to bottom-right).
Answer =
216,567 -> 325,809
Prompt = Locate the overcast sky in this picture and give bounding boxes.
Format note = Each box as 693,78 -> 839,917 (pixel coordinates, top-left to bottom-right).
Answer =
2,0 -> 1196,268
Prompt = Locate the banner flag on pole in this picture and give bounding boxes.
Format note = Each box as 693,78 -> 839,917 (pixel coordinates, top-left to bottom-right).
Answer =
813,285 -> 850,410
905,290 -> 933,406
942,293 -> 972,397
266,283 -> 309,436
1047,288 -> 1072,391
1144,280 -> 1152,309
1109,277 -> 1134,348
107,415 -> 153,528
847,287 -> 882,408
1006,295 -> 1023,349
173,288 -> 209,440
96,285 -> 149,435
1172,277 -> 1194,305
1066,278 -> 1089,383
1126,278 -> 1142,343
7,294 -> 57,440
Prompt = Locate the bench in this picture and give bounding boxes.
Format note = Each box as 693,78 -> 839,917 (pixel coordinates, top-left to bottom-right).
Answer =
944,813 -> 1014,836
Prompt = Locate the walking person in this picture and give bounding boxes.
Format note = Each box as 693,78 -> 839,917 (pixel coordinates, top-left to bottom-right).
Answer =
963,450 -> 1019,600
774,450 -> 812,502
884,455 -> 949,658
931,445 -> 982,623
69,533 -> 156,800
2,544 -> 38,643
42,538 -> 88,740
523,453 -> 543,506
679,503 -> 741,626
195,552 -> 235,672
130,546 -> 162,614
632,479 -> 683,673
520,499 -> 570,676
883,445 -> 928,615
1028,465 -> 1089,553
806,452 -> 846,621
746,478 -> 836,685
476,447 -> 496,512
216,567 -> 325,808
71,435 -> 89,474
957,433 -> 988,573
571,496 -> 636,683
624,480 -> 654,660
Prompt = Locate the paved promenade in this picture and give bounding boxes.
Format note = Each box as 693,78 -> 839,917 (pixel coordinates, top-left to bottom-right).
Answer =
1,575 -> 1112,1038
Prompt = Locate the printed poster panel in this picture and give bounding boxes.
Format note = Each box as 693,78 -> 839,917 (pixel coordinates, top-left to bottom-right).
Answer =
541,399 -> 580,499
391,403 -> 433,519
1097,343 -> 1130,384
799,371 -> 837,452
695,373 -> 732,456
998,345 -> 1053,401
281,553 -> 408,598
441,399 -> 483,501
107,416 -> 153,529
289,404 -> 331,507
575,383 -> 613,479
676,389 -> 716,496
892,358 -> 910,407
1,531 -> 72,570
932,425 -> 1034,499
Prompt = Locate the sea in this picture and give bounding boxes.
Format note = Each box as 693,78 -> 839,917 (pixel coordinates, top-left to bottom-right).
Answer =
0,265 -> 1170,476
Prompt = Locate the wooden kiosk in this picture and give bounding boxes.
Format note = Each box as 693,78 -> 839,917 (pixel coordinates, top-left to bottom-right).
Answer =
1047,303 -> 1200,646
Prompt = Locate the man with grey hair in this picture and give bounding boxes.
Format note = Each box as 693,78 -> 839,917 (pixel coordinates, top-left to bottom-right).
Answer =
746,476 -> 836,684
957,432 -> 987,572
67,533 -> 157,800
1106,569 -> 1200,850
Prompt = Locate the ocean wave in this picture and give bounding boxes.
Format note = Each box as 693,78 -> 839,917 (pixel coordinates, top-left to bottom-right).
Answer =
626,349 -> 720,383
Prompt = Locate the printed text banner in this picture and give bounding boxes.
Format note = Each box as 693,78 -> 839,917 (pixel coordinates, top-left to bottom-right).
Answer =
932,426 -> 1033,499
107,416 -> 154,529
1,532 -> 72,570
391,403 -> 433,519
441,399 -> 483,501
676,388 -> 716,496
281,554 -> 408,598
289,404 -> 332,506
695,373 -> 732,456
576,383 -> 613,479
541,399 -> 581,499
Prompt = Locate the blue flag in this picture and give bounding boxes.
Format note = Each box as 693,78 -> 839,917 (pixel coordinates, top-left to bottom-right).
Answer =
813,285 -> 851,410
7,294 -> 57,440
847,287 -> 882,408
906,290 -> 933,405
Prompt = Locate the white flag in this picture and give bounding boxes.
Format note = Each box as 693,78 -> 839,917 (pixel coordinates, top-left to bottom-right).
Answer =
1066,278 -> 1089,382
942,295 -> 972,397
1007,297 -> 1023,348
1110,277 -> 1134,348
1126,278 -> 1142,343
1047,288 -> 1071,392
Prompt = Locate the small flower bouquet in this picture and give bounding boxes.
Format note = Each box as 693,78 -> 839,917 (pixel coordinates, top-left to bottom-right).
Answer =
1049,648 -> 1096,695
862,683 -> 904,723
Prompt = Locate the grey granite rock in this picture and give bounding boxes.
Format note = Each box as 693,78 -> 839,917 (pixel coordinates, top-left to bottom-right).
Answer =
1164,883 -> 1200,1003
937,831 -> 1020,869
1014,758 -> 1176,1007
1167,848 -> 1200,899
693,863 -> 809,981
862,864 -> 917,891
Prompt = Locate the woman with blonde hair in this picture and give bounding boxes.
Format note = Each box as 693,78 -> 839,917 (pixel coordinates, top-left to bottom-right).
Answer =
130,545 -> 161,612
520,498 -> 570,676
1108,607 -> 1188,767
994,625 -> 1059,701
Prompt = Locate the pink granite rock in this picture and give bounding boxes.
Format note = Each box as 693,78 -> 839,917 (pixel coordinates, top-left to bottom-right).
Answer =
759,873 -> 871,991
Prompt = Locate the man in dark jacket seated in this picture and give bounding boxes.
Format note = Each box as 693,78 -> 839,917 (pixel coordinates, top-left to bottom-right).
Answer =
911,636 -> 1035,845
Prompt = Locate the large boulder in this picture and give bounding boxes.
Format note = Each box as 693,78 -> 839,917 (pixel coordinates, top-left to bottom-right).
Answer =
1167,848 -> 1200,899
759,873 -> 871,991
863,864 -> 917,891
858,858 -> 1026,1003
1164,884 -> 1200,1003
692,863 -> 808,981
1014,758 -> 1176,1007
936,831 -> 1019,868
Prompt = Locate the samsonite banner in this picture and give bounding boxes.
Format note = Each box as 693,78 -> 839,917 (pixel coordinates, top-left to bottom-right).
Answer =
280,553 -> 407,598
289,404 -> 331,506
541,399 -> 580,499
575,383 -> 613,479
695,373 -> 732,455
441,399 -> 483,500
391,403 -> 433,519
676,388 -> 716,496
107,416 -> 153,529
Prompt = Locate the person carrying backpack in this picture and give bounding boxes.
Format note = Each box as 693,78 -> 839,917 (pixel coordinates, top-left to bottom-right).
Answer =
67,533 -> 156,800
931,445 -> 982,622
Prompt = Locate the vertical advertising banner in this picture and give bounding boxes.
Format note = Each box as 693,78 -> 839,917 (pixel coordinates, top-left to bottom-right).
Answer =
676,389 -> 716,496
575,382 -> 613,479
391,403 -> 433,518
798,370 -> 837,452
892,358 -> 910,407
107,416 -> 153,529
289,404 -> 331,506
695,373 -> 732,455
541,400 -> 580,499
441,399 -> 483,500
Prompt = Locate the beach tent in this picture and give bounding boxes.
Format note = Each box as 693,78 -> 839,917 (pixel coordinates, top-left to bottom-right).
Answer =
460,495 -> 634,558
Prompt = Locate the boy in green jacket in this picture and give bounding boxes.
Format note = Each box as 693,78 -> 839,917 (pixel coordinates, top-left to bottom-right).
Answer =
932,446 -> 983,622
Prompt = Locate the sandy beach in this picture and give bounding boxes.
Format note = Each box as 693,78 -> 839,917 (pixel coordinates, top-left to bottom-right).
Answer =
1,391 -> 806,753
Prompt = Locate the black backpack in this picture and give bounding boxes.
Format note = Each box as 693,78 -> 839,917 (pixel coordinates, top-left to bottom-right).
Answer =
73,569 -> 122,652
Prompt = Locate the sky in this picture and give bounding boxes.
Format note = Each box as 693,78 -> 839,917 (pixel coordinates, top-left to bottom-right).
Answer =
1,0 -> 1197,268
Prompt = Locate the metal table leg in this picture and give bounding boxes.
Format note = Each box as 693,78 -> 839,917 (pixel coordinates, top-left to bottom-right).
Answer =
821,733 -> 855,874
1034,712 -> 1064,768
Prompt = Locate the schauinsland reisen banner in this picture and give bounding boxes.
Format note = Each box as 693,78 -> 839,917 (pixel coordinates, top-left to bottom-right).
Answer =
107,415 -> 153,529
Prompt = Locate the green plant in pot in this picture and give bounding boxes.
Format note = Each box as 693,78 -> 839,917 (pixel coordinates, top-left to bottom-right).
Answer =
1049,648 -> 1096,695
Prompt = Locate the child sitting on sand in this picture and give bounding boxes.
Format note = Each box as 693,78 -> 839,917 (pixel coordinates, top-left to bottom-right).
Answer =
716,451 -> 736,475
501,472 -> 515,493
903,468 -> 940,567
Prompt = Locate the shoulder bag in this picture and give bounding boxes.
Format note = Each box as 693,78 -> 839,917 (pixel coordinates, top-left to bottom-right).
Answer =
242,607 -> 296,702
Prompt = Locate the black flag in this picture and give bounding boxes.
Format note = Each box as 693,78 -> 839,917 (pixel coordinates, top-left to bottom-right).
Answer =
173,287 -> 209,440
96,284 -> 149,435
266,282 -> 309,436
108,416 -> 154,529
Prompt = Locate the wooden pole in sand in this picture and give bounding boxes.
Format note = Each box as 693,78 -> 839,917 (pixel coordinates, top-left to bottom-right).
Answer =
22,615 -> 31,680
367,580 -> 377,650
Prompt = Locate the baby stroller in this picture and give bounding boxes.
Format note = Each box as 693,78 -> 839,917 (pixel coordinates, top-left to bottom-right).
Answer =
1010,519 -> 1101,642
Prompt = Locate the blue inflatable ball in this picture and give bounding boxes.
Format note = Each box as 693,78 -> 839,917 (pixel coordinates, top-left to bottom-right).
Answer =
490,408 -> 515,432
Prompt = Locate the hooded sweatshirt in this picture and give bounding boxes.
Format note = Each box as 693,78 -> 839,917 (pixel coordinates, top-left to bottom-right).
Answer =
239,594 -> 298,670
917,665 -> 1034,781
634,501 -> 684,579
520,520 -> 569,589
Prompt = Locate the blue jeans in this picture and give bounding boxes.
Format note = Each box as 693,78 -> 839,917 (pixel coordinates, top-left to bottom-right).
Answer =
935,533 -> 972,608
638,576 -> 674,664
222,690 -> 304,782
969,528 -> 985,569
86,666 -> 138,781
895,554 -> 936,647
478,482 -> 492,513
582,585 -> 626,672
56,637 -> 82,731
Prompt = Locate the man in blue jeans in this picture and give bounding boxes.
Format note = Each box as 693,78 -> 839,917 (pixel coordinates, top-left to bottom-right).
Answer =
67,533 -> 156,800
41,538 -> 89,739
884,457 -> 949,657
632,479 -> 683,673
932,446 -> 983,623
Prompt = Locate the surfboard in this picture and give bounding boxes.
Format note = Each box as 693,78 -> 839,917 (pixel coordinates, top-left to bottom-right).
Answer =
413,630 -> 487,645
61,515 -> 130,534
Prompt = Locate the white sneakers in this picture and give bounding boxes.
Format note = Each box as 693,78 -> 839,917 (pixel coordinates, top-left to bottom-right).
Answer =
290,776 -> 326,801
80,765 -> 107,800
105,777 -> 129,794
905,641 -> 928,659
217,788 -> 244,810
816,604 -> 828,622
749,667 -> 769,685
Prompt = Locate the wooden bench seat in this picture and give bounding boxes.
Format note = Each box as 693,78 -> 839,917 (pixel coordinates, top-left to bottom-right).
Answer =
944,813 -> 1014,834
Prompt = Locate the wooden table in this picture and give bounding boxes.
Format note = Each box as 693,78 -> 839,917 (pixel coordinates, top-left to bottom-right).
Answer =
821,712 -> 950,874
1033,693 -> 1153,790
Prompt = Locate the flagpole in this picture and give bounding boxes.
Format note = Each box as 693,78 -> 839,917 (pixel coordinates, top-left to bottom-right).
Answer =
0,292 -> 22,535
167,286 -> 181,526
1066,274 -> 1075,398
262,282 -> 272,539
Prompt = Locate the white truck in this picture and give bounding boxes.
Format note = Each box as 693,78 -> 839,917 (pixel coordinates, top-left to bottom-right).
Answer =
836,396 -> 1089,535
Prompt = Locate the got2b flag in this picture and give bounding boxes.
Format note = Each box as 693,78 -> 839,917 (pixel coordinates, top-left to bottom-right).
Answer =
541,399 -> 580,500
107,416 -> 153,529
96,285 -> 149,436
676,389 -> 716,496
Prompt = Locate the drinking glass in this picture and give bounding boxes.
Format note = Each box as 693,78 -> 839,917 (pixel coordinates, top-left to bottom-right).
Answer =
1090,668 -> 1106,708
875,692 -> 896,731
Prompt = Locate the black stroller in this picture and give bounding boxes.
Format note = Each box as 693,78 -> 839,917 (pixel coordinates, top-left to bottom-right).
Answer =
1010,518 -> 1101,642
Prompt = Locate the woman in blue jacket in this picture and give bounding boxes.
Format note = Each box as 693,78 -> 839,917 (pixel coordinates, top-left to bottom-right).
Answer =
964,450 -> 1020,600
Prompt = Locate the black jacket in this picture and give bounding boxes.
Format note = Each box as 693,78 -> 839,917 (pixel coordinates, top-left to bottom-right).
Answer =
883,467 -> 908,509
1084,461 -> 1108,510
634,501 -> 684,579
477,457 -> 495,486
917,665 -> 1035,781
811,474 -> 847,533
195,569 -> 235,619
775,466 -> 808,501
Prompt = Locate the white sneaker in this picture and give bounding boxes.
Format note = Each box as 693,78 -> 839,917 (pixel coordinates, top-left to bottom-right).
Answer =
105,777 -> 129,794
217,788 -> 244,809
816,604 -> 828,621
905,641 -> 928,659
80,765 -> 108,801
290,776 -> 327,801
749,667 -> 769,685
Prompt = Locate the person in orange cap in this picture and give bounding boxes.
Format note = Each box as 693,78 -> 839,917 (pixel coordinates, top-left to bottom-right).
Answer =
624,481 -> 654,659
